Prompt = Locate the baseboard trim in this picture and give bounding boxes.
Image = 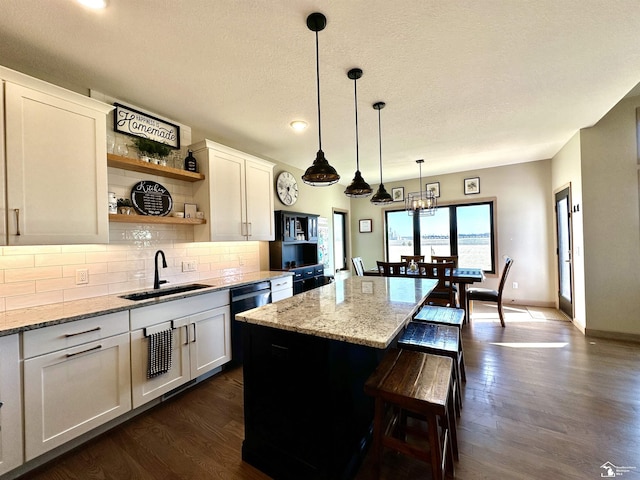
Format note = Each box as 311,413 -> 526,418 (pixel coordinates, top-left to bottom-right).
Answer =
585,328 -> 640,344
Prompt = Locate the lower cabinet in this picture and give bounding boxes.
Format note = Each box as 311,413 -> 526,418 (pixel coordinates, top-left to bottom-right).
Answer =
130,290 -> 231,409
271,276 -> 293,302
23,312 -> 131,461
0,334 -> 23,475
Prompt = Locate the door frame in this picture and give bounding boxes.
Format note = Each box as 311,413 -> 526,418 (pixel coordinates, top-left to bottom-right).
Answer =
554,184 -> 574,318
332,209 -> 349,273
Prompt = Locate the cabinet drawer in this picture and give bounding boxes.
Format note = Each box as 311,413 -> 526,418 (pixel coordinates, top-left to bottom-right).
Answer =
271,276 -> 293,292
23,311 -> 129,359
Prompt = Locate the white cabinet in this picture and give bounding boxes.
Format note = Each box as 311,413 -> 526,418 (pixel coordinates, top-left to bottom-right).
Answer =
271,276 -> 293,302
23,312 -> 131,460
130,290 -> 231,408
0,335 -> 23,475
191,140 -> 275,242
0,66 -> 112,245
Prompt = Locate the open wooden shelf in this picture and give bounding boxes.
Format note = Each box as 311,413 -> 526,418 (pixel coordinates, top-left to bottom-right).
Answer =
109,214 -> 206,225
107,153 -> 205,182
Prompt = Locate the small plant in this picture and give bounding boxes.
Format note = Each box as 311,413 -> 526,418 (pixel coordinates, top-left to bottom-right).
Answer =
132,137 -> 172,158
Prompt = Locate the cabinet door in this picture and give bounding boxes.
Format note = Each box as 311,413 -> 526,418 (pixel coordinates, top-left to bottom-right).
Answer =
189,305 -> 231,377
0,335 -> 23,474
4,82 -> 109,244
23,333 -> 131,460
0,85 -> 6,245
209,150 -> 247,241
130,321 -> 190,409
245,158 -> 274,241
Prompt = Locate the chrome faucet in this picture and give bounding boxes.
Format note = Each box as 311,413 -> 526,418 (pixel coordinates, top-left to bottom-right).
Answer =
154,250 -> 168,289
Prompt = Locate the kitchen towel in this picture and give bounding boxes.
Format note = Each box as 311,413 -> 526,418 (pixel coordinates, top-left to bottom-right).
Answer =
147,329 -> 173,378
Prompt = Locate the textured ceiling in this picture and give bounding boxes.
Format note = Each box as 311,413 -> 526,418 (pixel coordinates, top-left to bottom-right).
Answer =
1,0 -> 640,184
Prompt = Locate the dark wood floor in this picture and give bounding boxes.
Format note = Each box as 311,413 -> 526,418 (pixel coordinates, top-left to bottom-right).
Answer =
20,304 -> 640,480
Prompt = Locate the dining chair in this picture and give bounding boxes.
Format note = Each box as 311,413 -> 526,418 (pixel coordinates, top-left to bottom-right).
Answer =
467,257 -> 514,327
431,255 -> 459,304
400,255 -> 425,264
376,261 -> 408,277
431,255 -> 458,268
417,261 -> 456,307
351,257 -> 365,276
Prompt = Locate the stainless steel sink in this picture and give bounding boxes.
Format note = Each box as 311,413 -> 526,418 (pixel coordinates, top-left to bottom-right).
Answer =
120,283 -> 211,301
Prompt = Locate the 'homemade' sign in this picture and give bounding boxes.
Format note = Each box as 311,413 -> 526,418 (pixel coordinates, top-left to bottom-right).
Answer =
114,103 -> 180,148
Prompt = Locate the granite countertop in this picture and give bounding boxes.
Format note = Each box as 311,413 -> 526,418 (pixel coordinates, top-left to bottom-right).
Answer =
236,276 -> 437,349
0,271 -> 293,336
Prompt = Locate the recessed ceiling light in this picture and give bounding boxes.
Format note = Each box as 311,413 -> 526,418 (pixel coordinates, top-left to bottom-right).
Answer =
78,0 -> 108,9
290,120 -> 308,132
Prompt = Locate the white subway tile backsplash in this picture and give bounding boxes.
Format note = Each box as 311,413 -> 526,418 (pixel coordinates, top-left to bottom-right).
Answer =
0,232 -> 261,311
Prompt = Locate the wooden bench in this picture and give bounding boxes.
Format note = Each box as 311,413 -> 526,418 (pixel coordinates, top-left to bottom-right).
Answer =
364,348 -> 456,480
398,322 -> 464,417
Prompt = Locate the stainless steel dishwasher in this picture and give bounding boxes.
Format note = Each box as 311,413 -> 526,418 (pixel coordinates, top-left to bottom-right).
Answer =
230,281 -> 272,364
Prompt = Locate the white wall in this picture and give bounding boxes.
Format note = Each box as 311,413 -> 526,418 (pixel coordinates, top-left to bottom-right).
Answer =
551,133 -> 586,330
580,95 -> 640,336
351,160 -> 556,306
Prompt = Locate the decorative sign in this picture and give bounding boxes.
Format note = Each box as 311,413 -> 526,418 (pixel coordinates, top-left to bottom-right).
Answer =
114,103 -> 180,148
130,181 -> 173,216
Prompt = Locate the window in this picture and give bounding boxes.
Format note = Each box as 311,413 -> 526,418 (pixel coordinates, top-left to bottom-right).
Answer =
385,201 -> 496,273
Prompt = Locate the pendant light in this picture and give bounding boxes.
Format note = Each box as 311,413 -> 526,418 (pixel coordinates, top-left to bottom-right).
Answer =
370,101 -> 393,205
344,68 -> 372,198
301,12 -> 340,187
406,159 -> 437,216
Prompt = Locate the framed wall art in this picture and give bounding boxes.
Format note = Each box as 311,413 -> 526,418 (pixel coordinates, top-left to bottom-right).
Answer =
391,187 -> 404,202
464,177 -> 480,195
426,182 -> 440,198
359,219 -> 373,233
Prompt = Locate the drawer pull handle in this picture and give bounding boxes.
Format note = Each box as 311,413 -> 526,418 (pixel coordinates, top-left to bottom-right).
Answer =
66,344 -> 102,358
14,209 -> 20,236
65,326 -> 101,337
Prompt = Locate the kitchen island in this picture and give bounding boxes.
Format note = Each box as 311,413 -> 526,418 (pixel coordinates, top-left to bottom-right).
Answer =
236,275 -> 437,480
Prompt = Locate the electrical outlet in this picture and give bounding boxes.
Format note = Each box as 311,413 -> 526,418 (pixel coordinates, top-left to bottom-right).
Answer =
182,261 -> 197,272
76,269 -> 89,285
512,281 -> 518,289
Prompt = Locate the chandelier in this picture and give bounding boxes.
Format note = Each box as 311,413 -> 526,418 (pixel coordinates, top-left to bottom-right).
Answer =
405,159 -> 437,216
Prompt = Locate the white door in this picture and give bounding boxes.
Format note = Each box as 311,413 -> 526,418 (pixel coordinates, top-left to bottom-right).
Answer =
210,150 -> 246,241
24,333 -> 131,460
0,335 -> 23,474
245,158 -> 275,241
555,187 -> 573,317
189,305 -> 231,377
130,322 -> 190,409
4,82 -> 109,244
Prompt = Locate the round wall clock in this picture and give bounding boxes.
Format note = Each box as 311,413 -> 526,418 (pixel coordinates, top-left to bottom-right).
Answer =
276,171 -> 299,206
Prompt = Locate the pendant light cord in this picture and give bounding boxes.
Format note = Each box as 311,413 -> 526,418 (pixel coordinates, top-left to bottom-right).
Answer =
354,75 -> 360,171
315,30 -> 322,151
377,107 -> 383,182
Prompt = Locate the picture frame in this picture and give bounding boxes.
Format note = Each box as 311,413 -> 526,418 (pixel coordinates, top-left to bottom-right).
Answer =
391,187 -> 404,202
184,203 -> 197,218
426,182 -> 440,198
359,219 -> 373,233
464,177 -> 480,195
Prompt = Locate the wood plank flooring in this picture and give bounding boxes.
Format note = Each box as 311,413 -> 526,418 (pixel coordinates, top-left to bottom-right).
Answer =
19,304 -> 640,479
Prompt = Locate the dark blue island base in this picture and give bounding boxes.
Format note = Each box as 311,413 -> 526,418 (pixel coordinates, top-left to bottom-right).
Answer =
241,323 -> 388,480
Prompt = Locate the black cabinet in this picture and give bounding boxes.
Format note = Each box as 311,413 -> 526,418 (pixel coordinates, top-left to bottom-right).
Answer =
242,323 -> 384,480
270,211 -> 326,294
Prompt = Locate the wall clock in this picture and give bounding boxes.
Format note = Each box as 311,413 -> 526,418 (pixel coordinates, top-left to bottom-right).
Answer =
276,171 -> 299,206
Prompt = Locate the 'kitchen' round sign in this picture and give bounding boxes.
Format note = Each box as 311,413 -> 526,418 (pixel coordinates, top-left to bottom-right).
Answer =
131,181 -> 173,216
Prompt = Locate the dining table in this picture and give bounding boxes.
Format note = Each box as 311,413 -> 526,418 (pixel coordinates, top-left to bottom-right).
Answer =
363,266 -> 485,322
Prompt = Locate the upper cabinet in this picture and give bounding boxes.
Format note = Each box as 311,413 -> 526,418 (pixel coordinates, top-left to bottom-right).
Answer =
1,66 -> 112,245
191,140 -> 275,242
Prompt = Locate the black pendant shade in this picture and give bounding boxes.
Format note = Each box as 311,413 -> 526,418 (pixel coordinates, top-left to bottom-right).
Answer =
371,101 -> 393,205
301,12 -> 340,187
344,68 -> 372,198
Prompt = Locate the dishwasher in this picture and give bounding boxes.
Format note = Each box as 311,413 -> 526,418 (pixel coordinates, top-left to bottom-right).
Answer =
230,281 -> 272,364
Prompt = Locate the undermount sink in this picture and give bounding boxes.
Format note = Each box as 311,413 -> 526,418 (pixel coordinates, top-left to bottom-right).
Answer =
120,283 -> 211,301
